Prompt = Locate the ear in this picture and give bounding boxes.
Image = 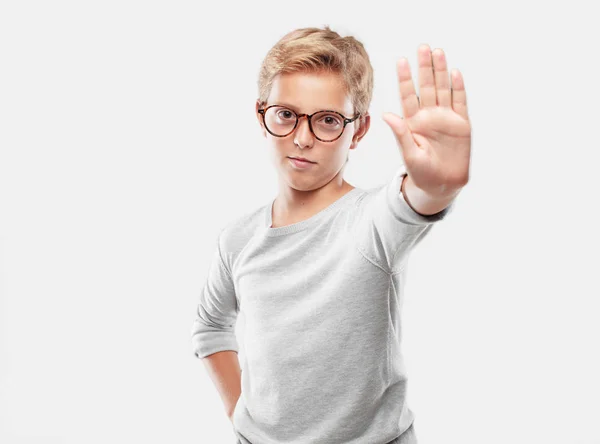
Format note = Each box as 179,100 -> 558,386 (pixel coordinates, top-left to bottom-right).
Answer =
349,112 -> 370,150
256,100 -> 267,138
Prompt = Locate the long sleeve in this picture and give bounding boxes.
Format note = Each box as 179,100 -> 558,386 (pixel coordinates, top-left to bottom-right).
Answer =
191,229 -> 239,359
352,165 -> 455,274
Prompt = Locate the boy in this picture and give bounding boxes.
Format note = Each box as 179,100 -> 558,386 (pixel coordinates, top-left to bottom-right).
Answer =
191,26 -> 471,444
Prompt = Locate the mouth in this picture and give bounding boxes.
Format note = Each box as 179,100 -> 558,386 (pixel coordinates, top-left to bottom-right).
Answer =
288,156 -> 315,164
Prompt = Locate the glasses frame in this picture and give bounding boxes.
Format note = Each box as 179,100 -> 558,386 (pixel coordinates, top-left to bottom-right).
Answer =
258,104 -> 361,142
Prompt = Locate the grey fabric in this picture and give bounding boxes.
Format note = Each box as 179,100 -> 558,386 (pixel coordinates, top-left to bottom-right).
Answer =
236,422 -> 416,444
193,165 -> 454,443
386,422 -> 417,444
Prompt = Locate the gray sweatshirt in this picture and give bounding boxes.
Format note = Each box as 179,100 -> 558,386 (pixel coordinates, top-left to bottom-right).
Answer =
191,166 -> 455,444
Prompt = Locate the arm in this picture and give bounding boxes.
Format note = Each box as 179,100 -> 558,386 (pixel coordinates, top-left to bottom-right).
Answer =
202,350 -> 241,421
352,166 -> 454,275
191,229 -> 241,421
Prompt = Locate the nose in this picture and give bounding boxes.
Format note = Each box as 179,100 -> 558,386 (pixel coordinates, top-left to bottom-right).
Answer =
293,114 -> 314,148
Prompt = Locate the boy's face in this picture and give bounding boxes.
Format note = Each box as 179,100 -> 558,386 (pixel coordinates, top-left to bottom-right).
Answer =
255,71 -> 370,192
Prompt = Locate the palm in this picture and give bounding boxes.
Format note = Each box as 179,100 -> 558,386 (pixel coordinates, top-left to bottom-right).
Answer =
383,45 -> 471,197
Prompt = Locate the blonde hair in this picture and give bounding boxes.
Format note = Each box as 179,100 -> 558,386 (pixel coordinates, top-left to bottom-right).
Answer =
257,26 -> 374,117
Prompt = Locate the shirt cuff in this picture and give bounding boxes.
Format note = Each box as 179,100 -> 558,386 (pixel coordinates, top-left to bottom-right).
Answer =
192,324 -> 239,359
388,167 -> 455,225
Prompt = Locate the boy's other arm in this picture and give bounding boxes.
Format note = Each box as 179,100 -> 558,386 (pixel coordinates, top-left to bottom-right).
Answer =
192,229 -> 241,421
202,350 -> 241,421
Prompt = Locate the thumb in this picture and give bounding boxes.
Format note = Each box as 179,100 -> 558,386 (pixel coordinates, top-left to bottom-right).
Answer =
382,112 -> 417,159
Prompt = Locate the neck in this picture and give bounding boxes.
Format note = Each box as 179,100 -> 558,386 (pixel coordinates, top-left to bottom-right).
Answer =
273,172 -> 354,225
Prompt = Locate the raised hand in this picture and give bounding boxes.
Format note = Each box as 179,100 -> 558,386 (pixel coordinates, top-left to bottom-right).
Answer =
382,44 -> 471,198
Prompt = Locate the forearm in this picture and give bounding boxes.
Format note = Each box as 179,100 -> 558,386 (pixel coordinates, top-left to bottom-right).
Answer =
401,173 -> 460,216
202,350 -> 242,420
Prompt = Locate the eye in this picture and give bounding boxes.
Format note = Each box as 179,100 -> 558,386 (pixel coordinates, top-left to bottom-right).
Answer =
276,109 -> 295,120
316,113 -> 342,127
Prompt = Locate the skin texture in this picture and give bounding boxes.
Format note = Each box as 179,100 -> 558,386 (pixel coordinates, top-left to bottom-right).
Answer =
202,350 -> 241,423
255,71 -> 370,228
383,44 -> 471,215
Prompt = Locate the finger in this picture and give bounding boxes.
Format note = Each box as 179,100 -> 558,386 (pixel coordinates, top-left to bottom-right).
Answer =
417,44 -> 437,108
451,69 -> 469,121
396,57 -> 419,120
432,48 -> 451,108
382,112 -> 419,160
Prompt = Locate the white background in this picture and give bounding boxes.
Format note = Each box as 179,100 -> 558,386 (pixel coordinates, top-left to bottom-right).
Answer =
1,1 -> 599,443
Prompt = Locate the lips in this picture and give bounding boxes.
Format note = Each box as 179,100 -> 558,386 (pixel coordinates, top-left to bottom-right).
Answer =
288,157 -> 315,163
288,157 -> 315,169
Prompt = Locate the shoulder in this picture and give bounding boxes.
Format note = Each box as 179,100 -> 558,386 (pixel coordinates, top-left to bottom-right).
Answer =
217,203 -> 269,270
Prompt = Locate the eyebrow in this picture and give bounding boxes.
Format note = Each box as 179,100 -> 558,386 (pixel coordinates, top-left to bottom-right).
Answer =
274,102 -> 348,116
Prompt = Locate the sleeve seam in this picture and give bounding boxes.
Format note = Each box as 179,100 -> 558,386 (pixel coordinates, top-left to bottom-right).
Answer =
216,228 -> 239,313
355,243 -> 397,276
349,191 -> 392,275
216,229 -> 233,280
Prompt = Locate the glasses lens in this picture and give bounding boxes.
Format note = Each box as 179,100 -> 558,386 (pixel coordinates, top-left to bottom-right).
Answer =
310,111 -> 344,141
263,107 -> 345,141
264,106 -> 297,137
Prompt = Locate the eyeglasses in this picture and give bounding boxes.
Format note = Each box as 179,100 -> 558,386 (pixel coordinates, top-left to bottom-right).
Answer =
258,104 -> 361,142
